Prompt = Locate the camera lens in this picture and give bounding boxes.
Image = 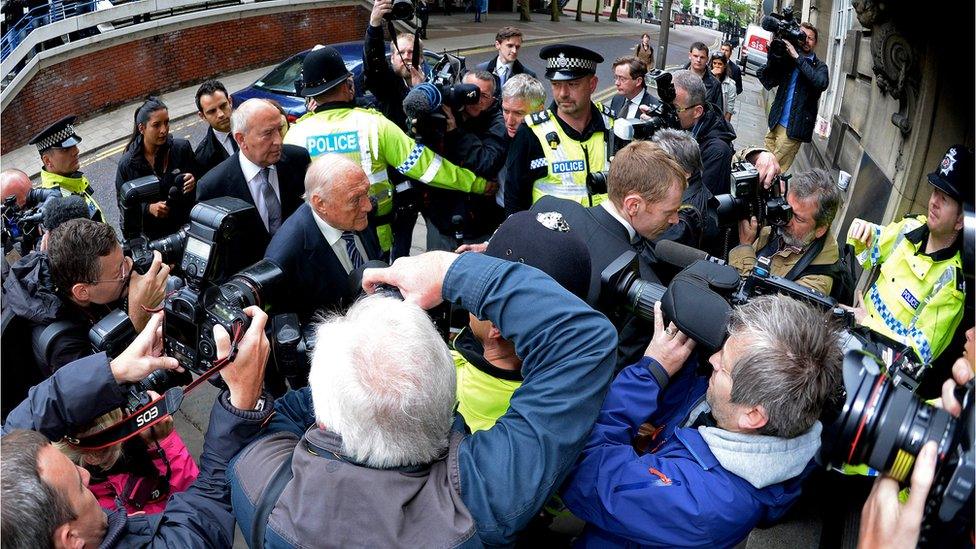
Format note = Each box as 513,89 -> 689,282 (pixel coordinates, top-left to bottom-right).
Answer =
832,351 -> 957,482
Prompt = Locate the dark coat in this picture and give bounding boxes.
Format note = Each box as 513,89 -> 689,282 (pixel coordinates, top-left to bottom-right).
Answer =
727,59 -> 743,94
1,352 -> 273,549
530,196 -> 662,370
193,126 -> 234,178
264,203 -> 383,323
426,105 -> 509,236
694,105 -> 737,197
474,57 -> 538,99
196,145 -> 311,243
363,24 -> 411,131
758,52 -> 829,142
609,90 -> 657,119
682,62 -> 725,113
115,136 -> 200,239
2,252 -> 113,379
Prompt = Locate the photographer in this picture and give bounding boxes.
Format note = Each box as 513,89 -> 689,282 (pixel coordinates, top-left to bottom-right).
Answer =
283,47 -> 492,256
530,140 -> 686,368
1,309 -> 274,548
2,219 -> 169,377
229,250 -> 617,546
1,168 -> 31,208
729,168 -> 841,296
561,295 -> 842,547
426,70 -> 508,250
28,116 -> 105,222
669,70 -> 736,198
758,21 -> 828,172
115,98 -> 199,240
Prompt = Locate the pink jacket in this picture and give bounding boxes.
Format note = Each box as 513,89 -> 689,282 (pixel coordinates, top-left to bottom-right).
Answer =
91,430 -> 200,515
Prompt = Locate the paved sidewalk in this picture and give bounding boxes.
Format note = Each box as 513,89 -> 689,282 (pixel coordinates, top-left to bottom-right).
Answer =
0,10 -> 653,176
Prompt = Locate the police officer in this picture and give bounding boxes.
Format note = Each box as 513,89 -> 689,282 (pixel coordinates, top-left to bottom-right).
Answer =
284,46 -> 492,255
503,44 -> 615,216
846,144 -> 971,366
28,116 -> 104,222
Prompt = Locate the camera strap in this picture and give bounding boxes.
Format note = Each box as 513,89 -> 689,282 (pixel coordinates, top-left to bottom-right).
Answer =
65,327 -> 245,451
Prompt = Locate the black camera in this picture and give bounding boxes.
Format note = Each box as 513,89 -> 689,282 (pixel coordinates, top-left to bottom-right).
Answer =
385,0 -> 414,20
714,161 -> 793,228
1,187 -> 62,253
761,7 -> 808,48
125,226 -> 189,275
611,70 -> 681,148
402,55 -> 478,143
823,347 -> 974,544
118,173 -> 184,239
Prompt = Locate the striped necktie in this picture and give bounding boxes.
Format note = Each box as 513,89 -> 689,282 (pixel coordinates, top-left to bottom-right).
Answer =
341,231 -> 365,271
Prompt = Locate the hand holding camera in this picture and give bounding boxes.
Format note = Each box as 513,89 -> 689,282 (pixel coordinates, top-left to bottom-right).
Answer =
738,216 -> 759,246
214,306 -> 270,410
110,311 -> 183,384
127,250 -> 171,331
370,0 -> 393,26
643,301 -> 696,377
362,251 -> 459,309
148,201 -> 170,218
181,173 -> 196,195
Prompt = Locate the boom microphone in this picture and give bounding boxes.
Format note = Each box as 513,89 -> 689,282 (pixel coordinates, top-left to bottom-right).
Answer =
41,195 -> 90,231
404,83 -> 441,120
655,239 -> 727,270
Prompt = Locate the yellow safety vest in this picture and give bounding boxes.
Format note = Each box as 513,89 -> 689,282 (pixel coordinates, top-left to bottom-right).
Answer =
526,103 -> 614,206
39,170 -> 104,222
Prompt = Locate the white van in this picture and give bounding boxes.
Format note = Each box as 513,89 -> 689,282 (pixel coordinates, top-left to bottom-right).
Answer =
739,24 -> 772,75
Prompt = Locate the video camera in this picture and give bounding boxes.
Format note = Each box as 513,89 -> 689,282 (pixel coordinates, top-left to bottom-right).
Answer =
823,345 -> 973,544
714,161 -> 793,228
761,6 -> 808,47
1,187 -> 62,253
402,54 -> 479,143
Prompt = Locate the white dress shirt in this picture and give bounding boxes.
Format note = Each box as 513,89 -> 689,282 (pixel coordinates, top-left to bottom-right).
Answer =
623,89 -> 646,119
214,129 -> 235,156
239,154 -> 281,232
495,58 -> 514,83
310,211 -> 368,274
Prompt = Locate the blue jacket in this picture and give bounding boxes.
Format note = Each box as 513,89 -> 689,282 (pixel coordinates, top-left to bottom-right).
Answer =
228,252 -> 618,546
562,357 -> 814,548
2,352 -> 273,548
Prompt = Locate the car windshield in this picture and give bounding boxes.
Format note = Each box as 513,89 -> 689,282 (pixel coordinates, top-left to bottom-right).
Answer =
254,52 -> 362,95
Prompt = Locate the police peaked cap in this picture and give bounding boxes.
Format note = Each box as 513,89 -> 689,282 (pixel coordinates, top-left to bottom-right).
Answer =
539,44 -> 604,81
485,211 -> 592,300
29,115 -> 82,153
927,144 -> 974,205
299,46 -> 352,97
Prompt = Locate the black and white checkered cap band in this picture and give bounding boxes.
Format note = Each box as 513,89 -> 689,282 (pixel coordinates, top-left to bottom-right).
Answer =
546,53 -> 597,73
36,125 -> 77,151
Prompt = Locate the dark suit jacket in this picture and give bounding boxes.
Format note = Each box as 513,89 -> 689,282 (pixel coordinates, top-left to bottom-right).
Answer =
196,145 -> 310,243
474,57 -> 538,98
264,203 -> 383,323
609,90 -> 657,119
727,60 -> 743,94
194,126 -> 233,178
531,196 -> 663,370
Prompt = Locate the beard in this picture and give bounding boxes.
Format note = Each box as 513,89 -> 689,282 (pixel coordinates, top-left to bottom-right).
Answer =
779,225 -> 816,250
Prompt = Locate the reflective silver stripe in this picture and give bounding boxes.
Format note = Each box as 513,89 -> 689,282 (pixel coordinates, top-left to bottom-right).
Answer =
535,181 -> 587,200
909,264 -> 956,328
395,181 -> 414,193
419,154 -> 443,184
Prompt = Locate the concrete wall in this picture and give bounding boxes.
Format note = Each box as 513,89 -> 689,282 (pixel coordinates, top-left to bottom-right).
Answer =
1,2 -> 368,154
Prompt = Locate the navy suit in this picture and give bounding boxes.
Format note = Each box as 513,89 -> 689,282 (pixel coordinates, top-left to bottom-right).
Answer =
194,126 -> 233,178
196,145 -> 310,246
264,203 -> 383,323
531,196 -> 663,371
609,90 -> 658,119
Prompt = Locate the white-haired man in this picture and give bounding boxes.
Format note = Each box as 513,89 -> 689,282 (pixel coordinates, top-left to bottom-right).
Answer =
228,250 -> 617,546
197,98 -> 310,239
264,154 -> 383,324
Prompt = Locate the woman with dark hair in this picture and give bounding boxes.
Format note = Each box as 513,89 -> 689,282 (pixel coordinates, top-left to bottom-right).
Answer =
115,97 -> 199,239
635,33 -> 654,72
710,52 -> 736,123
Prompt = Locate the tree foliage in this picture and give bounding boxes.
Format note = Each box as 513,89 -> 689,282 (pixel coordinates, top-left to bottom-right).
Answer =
680,0 -> 691,14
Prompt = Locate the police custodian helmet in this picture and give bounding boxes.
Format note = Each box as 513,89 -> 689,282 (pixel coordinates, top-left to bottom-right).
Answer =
539,44 -> 604,81
298,45 -> 353,97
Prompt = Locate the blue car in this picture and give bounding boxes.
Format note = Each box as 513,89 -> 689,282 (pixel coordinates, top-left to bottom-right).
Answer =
231,40 -> 444,122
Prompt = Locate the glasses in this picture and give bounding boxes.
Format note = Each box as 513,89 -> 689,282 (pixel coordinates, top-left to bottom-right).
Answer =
91,257 -> 131,285
613,75 -> 635,82
675,103 -> 701,114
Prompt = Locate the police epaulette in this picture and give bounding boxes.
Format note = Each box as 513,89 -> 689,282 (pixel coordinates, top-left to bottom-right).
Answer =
597,102 -> 614,118
956,267 -> 966,292
527,110 -> 551,126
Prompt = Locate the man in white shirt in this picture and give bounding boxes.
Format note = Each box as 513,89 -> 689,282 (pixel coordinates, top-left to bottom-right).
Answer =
197,98 -> 310,239
475,27 -> 538,99
609,56 -> 656,119
264,154 -> 383,322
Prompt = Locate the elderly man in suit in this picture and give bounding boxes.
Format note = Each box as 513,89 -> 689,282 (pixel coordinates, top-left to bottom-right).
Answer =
475,26 -> 537,99
609,56 -> 657,119
264,154 -> 383,323
197,98 -> 310,243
